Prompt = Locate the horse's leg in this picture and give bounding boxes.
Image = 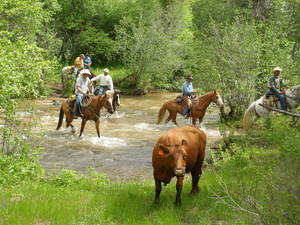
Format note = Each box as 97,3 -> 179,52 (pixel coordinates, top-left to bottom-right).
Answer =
65,111 -> 75,133
192,116 -> 198,125
289,108 -> 299,126
165,115 -> 172,124
79,119 -> 87,137
95,118 -> 100,138
264,116 -> 271,128
170,111 -> 179,126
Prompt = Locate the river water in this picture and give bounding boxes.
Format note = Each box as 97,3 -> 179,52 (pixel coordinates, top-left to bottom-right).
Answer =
16,93 -> 222,181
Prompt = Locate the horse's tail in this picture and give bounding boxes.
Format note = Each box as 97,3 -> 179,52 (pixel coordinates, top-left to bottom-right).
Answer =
56,107 -> 64,130
156,104 -> 167,124
243,102 -> 257,130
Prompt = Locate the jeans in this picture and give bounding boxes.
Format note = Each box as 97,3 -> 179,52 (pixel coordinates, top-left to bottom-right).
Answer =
270,88 -> 287,110
96,86 -> 110,96
73,94 -> 83,115
183,107 -> 190,115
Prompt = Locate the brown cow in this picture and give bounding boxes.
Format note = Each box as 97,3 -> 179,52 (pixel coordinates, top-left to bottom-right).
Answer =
152,125 -> 206,206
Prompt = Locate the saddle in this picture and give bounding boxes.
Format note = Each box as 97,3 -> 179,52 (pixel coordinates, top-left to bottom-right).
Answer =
263,94 -> 281,109
80,95 -> 93,107
176,95 -> 184,103
66,94 -> 93,108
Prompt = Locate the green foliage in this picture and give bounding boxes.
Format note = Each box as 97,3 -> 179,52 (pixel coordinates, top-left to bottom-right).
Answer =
77,27 -> 115,64
115,2 -> 192,92
0,144 -> 43,185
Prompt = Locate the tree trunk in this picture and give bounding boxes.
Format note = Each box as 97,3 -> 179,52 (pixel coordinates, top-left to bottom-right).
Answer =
252,0 -> 267,21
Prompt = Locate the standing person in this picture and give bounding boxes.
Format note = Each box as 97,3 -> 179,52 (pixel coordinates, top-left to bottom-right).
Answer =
74,54 -> 85,77
84,53 -> 92,70
72,69 -> 92,119
182,75 -> 196,118
267,67 -> 287,110
90,68 -> 113,95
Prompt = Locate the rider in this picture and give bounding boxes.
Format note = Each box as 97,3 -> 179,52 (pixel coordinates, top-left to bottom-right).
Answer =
83,53 -> 92,70
74,54 -> 85,77
72,69 -> 91,119
90,68 -> 113,95
267,66 -> 287,110
182,75 -> 196,118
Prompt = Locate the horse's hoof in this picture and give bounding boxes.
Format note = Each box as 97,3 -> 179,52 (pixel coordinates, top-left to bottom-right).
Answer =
71,129 -> 76,133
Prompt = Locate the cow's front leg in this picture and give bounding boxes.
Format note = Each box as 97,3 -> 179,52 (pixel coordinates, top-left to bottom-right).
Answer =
175,176 -> 184,206
154,178 -> 161,205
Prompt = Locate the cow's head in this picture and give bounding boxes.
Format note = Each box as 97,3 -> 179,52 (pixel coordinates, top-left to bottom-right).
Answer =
158,139 -> 188,176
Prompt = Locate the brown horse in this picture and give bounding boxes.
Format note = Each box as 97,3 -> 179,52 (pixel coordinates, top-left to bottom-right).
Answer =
157,91 -> 224,126
156,95 -> 192,126
190,90 -> 224,125
56,90 -> 114,137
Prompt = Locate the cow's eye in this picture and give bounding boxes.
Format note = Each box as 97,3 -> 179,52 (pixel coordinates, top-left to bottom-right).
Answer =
168,155 -> 174,160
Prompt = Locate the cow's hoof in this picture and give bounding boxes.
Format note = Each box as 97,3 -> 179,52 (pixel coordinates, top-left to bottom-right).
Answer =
190,188 -> 200,195
174,200 -> 181,206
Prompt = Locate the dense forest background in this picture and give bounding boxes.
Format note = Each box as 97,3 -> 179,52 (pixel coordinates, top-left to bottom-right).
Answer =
1,0 -> 300,116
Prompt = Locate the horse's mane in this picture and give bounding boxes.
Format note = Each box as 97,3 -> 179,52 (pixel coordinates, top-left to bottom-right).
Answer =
194,91 -> 215,103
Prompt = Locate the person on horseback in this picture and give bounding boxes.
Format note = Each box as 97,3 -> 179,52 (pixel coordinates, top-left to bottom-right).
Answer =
90,68 -> 113,95
267,67 -> 287,110
182,75 -> 196,118
72,69 -> 92,119
84,53 -> 92,70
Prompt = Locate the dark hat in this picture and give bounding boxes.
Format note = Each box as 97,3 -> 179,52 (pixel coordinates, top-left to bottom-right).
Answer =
186,75 -> 193,80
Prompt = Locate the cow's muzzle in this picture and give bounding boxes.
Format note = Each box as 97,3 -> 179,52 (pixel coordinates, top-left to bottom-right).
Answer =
174,168 -> 185,176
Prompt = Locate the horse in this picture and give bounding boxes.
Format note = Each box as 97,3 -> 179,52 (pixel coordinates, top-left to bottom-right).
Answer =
157,90 -> 224,126
56,90 -> 115,137
112,89 -> 121,112
190,90 -> 224,125
243,85 -> 300,130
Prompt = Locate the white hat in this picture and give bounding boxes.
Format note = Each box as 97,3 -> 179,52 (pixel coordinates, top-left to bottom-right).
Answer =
273,67 -> 282,72
103,68 -> 109,73
80,69 -> 91,75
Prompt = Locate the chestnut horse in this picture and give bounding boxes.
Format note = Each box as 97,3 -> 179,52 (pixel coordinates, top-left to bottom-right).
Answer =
157,90 -> 224,126
56,90 -> 114,137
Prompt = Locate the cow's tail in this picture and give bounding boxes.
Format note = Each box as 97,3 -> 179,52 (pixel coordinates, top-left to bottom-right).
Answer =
243,102 -> 257,130
156,104 -> 167,124
56,107 -> 64,130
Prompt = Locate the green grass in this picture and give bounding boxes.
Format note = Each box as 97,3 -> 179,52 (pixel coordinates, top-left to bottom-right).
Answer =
0,171 -> 240,225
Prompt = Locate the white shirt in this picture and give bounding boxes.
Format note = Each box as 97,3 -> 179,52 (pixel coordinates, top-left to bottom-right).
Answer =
91,74 -> 113,90
75,76 -> 90,95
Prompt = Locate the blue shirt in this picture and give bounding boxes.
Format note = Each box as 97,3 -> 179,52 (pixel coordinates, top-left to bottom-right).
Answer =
182,81 -> 193,95
84,57 -> 92,65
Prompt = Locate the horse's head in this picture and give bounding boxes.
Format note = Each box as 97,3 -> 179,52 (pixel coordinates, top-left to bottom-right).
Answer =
103,90 -> 114,114
112,89 -> 121,112
212,90 -> 224,108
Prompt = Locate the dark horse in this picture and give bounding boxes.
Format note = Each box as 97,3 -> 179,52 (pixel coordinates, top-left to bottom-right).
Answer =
56,90 -> 116,137
157,90 -> 224,126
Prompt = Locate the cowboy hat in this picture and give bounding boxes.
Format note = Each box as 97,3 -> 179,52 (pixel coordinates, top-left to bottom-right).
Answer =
79,69 -> 91,75
103,68 -> 110,73
273,67 -> 282,72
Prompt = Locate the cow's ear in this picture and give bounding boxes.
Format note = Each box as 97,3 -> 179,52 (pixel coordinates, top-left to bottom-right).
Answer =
213,90 -> 216,94
158,145 -> 169,155
181,139 -> 188,146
